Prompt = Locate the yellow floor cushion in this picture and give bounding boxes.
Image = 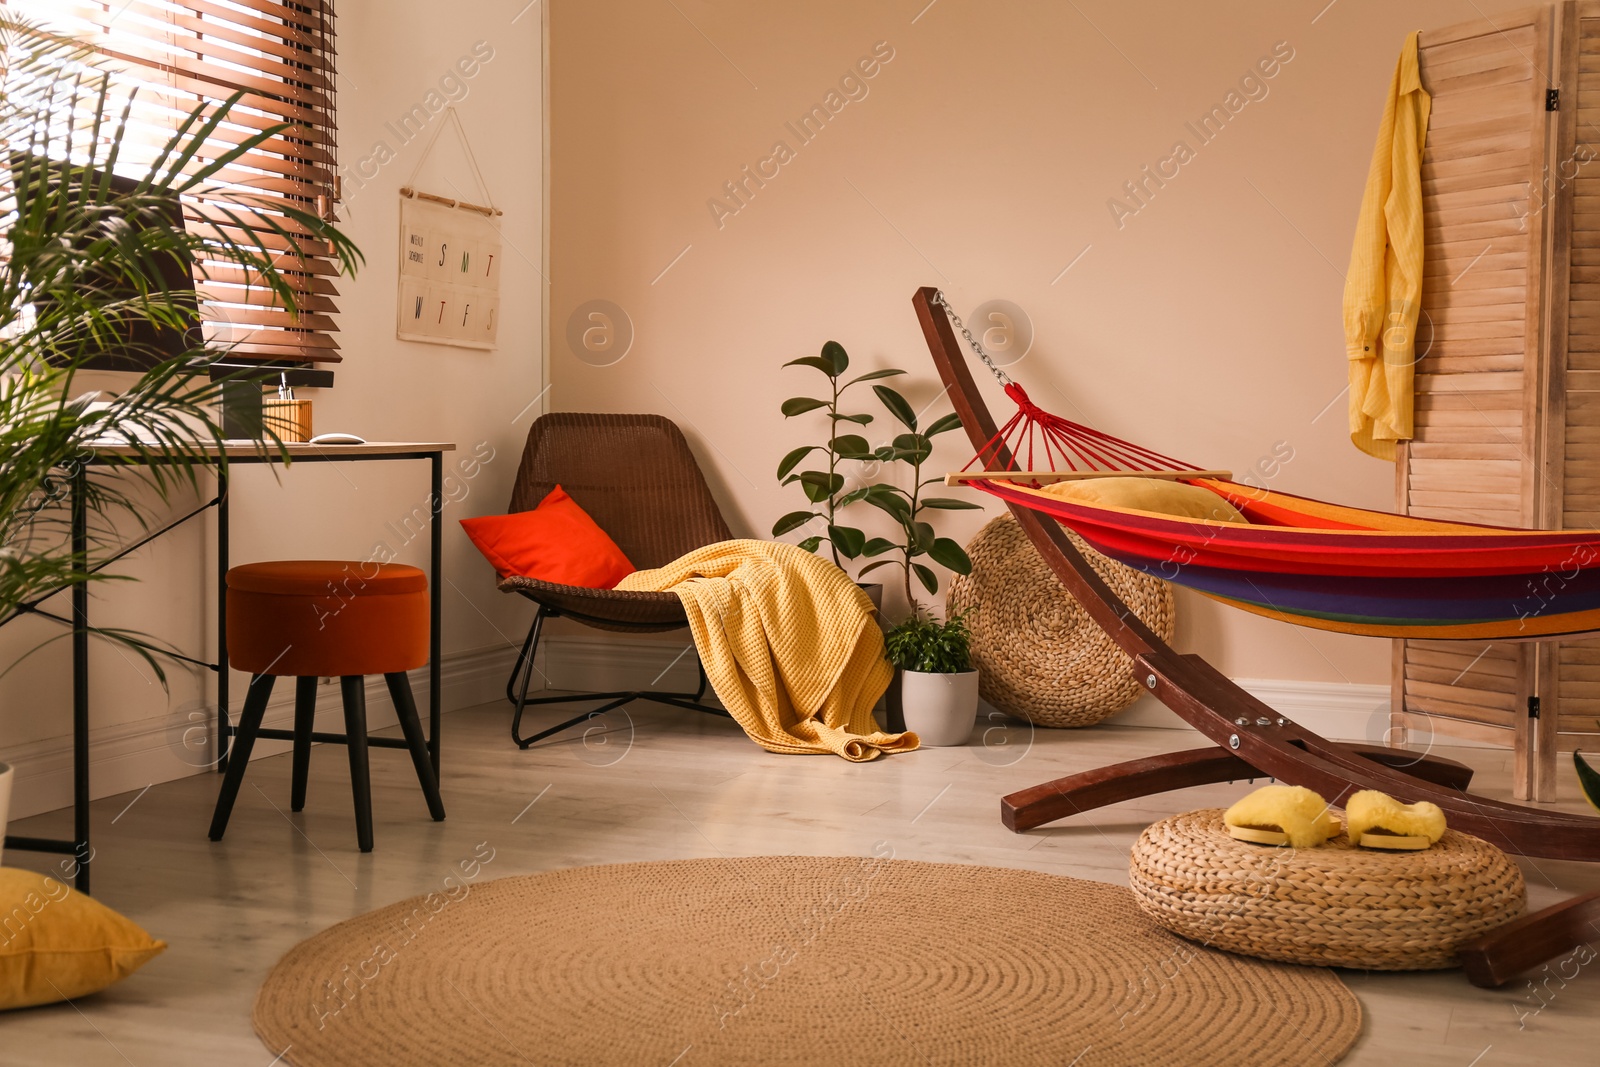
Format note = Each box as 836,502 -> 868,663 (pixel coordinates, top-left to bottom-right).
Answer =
0,867 -> 166,1010
1042,477 -> 1250,524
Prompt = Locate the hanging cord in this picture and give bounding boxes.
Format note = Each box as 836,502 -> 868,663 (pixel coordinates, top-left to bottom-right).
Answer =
931,290 -> 1199,477
401,107 -> 500,216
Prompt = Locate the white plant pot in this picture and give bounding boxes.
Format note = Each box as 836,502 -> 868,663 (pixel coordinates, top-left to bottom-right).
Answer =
899,669 -> 980,746
0,762 -> 12,866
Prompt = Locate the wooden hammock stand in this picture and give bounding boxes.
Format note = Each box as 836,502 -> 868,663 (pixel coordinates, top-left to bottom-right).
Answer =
913,285 -> 1600,987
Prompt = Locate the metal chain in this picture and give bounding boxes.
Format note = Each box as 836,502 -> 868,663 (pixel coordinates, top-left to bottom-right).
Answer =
932,290 -> 1012,387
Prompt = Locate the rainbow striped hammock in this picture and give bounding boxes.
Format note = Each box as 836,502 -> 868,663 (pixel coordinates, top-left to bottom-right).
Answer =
936,311 -> 1599,644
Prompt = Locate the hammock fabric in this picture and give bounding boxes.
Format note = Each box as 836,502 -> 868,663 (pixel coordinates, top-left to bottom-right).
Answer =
959,391 -> 1600,642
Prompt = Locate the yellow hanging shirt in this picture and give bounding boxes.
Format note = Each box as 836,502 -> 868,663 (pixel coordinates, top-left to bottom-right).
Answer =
1344,31 -> 1430,461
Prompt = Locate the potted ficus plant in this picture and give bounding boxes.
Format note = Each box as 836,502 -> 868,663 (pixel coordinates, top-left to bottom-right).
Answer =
856,380 -> 981,740
884,611 -> 977,746
772,340 -> 904,565
851,383 -> 978,605
772,342 -> 979,599
773,342 -> 984,738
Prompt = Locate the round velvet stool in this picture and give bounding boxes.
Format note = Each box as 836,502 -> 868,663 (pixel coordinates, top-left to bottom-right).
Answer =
208,561 -> 445,853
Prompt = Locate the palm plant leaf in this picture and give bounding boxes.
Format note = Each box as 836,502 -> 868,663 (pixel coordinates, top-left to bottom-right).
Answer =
0,16 -> 361,675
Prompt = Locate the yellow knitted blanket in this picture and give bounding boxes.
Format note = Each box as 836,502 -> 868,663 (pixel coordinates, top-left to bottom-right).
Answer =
615,540 -> 916,761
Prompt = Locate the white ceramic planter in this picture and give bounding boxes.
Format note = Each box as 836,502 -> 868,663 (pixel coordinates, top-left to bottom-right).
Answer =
0,762 -> 12,865
900,669 -> 980,746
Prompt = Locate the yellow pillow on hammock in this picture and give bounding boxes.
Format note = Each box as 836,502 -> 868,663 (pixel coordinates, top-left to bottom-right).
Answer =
1041,477 -> 1250,524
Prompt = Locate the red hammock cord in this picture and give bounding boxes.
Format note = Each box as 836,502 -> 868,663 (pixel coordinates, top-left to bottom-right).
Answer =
963,383 -> 1199,478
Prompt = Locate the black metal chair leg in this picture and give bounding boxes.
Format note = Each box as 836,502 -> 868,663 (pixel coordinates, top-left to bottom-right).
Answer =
290,676 -> 317,812
517,698 -> 635,748
510,607 -> 547,745
506,602 -> 728,749
505,608 -> 544,705
208,674 -> 277,841
339,675 -> 374,852
385,672 -> 446,822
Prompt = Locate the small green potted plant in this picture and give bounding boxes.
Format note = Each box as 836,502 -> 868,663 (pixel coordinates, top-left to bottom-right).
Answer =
884,611 -> 978,746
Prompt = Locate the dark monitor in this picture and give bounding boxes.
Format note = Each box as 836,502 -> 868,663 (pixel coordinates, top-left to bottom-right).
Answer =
8,153 -> 201,372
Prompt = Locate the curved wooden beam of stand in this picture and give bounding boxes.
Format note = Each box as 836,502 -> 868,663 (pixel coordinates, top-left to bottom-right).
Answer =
1337,742 -> 1476,790
1457,890 -> 1600,988
1001,742 -> 1478,833
1002,747 -> 1258,832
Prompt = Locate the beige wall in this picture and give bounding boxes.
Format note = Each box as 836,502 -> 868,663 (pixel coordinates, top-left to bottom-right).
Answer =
0,0 -> 544,814
549,0 -> 1536,690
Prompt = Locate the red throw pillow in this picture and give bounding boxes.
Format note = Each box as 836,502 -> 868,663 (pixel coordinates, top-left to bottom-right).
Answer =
459,486 -> 635,588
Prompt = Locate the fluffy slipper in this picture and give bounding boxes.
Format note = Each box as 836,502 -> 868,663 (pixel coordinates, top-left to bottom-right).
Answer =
1344,789 -> 1446,850
1223,784 -> 1341,848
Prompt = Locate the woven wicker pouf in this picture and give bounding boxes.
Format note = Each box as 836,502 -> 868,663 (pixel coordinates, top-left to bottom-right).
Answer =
1128,809 -> 1526,970
946,515 -> 1174,727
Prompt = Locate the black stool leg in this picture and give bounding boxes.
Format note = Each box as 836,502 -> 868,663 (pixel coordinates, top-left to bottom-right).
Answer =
385,672 -> 446,822
339,675 -> 374,853
208,674 -> 277,841
290,676 -> 317,812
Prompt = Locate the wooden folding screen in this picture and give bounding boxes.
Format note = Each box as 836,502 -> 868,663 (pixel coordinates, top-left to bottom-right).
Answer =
1396,1 -> 1600,800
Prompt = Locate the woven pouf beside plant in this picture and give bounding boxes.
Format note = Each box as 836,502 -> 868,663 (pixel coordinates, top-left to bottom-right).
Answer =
1128,809 -> 1526,970
946,514 -> 1175,727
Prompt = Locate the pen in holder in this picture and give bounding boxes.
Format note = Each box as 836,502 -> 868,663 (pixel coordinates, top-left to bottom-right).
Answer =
262,373 -> 313,443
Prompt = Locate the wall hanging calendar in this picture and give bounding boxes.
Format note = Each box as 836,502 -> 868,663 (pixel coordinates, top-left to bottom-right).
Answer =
397,109 -> 503,350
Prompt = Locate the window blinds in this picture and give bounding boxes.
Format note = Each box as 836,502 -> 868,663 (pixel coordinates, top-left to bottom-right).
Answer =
12,0 -> 343,363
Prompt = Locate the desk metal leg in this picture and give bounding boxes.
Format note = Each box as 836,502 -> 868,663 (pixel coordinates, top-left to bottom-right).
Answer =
71,465 -> 91,894
429,452 -> 442,777
216,468 -> 229,774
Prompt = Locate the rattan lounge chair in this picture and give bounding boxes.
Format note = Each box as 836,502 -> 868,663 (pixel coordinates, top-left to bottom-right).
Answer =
499,412 -> 735,747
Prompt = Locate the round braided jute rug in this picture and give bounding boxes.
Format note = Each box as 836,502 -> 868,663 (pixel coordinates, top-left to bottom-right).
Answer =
1129,809 -> 1526,970
947,516 -> 1175,727
254,856 -> 1360,1067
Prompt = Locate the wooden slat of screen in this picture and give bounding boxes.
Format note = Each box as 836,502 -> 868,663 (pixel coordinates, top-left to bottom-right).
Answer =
9,0 -> 342,362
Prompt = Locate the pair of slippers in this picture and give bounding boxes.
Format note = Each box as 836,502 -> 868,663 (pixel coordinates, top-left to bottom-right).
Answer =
1223,784 -> 1447,851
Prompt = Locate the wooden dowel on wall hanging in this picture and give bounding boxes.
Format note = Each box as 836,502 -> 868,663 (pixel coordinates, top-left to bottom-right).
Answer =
399,186 -> 503,217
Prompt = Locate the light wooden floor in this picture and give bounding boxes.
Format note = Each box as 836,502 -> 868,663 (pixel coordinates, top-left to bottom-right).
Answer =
5,700 -> 1599,1065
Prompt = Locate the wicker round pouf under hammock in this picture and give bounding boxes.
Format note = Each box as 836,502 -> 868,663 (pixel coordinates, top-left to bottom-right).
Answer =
946,514 -> 1175,727
1128,809 -> 1526,971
